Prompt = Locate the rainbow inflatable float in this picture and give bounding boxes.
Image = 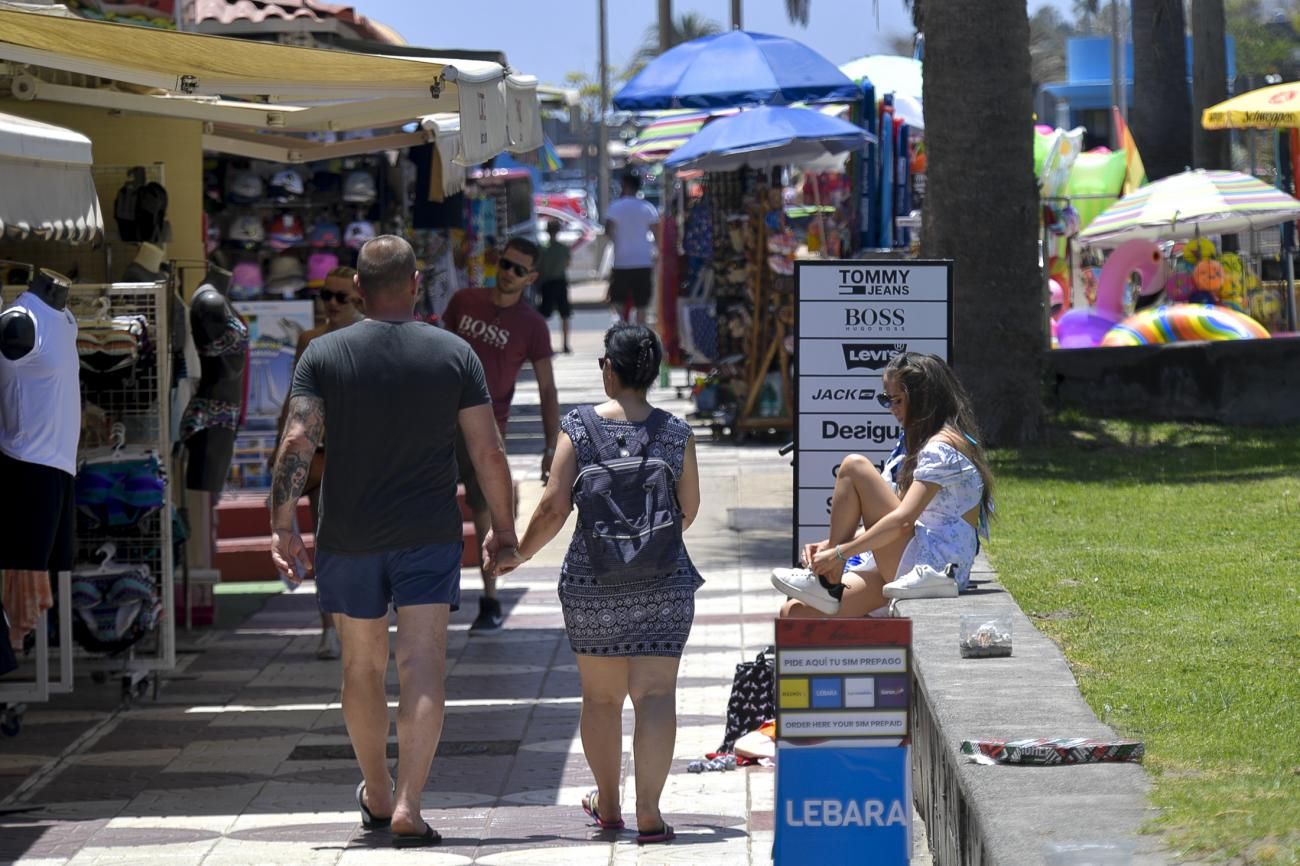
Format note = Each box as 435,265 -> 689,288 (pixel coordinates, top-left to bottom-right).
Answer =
1100,304 -> 1271,347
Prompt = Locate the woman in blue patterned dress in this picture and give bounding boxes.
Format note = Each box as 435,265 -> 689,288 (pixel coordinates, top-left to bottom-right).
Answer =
772,352 -> 994,616
506,324 -> 701,844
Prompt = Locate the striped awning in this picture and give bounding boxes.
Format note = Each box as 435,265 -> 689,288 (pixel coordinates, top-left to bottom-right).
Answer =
627,109 -> 737,164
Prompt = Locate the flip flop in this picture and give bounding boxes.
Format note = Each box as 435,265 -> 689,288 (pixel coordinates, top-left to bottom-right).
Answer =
355,780 -> 390,830
636,822 -> 675,845
392,823 -> 442,849
581,788 -> 625,830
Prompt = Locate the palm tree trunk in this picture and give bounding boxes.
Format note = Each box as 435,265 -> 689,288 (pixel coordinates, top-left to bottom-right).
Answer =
1131,0 -> 1194,180
921,0 -> 1042,445
1191,0 -> 1231,170
659,0 -> 673,54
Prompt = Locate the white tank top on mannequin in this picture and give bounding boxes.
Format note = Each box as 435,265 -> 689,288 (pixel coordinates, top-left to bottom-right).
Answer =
0,291 -> 80,476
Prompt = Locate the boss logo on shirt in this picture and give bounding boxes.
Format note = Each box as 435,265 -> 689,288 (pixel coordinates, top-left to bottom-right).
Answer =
456,315 -> 510,350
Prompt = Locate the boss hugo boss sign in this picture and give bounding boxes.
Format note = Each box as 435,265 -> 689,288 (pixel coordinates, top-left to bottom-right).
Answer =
793,260 -> 954,556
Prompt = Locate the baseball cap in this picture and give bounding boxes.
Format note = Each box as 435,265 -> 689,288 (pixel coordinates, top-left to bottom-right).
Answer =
307,221 -> 341,248
266,255 -> 306,297
230,260 -> 263,299
227,171 -> 264,205
344,220 -> 376,250
268,213 -> 305,250
342,170 -> 377,204
227,213 -> 265,244
268,169 -> 304,202
205,217 -> 222,254
306,251 -> 340,288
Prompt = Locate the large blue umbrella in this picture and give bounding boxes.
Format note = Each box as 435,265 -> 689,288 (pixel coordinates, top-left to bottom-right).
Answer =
614,30 -> 861,112
664,105 -> 873,172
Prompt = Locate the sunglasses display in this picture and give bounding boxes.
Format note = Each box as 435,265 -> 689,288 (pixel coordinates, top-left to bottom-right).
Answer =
498,259 -> 531,278
319,289 -> 358,305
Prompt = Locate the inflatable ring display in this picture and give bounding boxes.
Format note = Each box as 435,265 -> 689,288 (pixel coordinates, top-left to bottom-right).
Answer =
1100,304 -> 1271,346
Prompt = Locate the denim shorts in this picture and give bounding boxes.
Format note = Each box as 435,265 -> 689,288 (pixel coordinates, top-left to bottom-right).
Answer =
316,541 -> 463,619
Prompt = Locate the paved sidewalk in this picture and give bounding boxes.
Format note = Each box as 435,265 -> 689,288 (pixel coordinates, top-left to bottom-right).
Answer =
0,313 -> 804,865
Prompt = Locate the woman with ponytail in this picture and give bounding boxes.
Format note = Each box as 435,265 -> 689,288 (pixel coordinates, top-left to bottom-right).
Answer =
772,352 -> 994,616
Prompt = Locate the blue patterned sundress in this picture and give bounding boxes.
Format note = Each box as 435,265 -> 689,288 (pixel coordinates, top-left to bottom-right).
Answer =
557,407 -> 704,658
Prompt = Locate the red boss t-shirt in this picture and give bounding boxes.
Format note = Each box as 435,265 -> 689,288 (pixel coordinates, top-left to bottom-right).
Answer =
443,287 -> 553,430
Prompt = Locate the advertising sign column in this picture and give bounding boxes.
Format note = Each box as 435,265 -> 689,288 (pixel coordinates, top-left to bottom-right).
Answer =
794,260 -> 953,556
774,618 -> 913,865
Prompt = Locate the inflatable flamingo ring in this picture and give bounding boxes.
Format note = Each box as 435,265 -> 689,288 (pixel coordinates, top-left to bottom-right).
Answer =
1056,239 -> 1168,348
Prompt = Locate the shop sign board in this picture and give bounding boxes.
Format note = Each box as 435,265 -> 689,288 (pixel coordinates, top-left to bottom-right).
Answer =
774,618 -> 912,865
793,260 -> 952,555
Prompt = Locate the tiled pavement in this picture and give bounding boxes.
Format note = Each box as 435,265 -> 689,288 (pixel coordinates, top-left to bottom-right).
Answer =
1,309 -> 931,864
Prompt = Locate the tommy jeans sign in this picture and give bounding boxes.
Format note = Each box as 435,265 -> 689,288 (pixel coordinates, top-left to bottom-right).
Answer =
794,260 -> 953,555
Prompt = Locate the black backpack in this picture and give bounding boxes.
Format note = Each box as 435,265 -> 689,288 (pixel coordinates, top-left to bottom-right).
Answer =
573,405 -> 683,583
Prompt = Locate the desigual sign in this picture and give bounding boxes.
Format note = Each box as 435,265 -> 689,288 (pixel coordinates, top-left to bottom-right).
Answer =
794,260 -> 953,555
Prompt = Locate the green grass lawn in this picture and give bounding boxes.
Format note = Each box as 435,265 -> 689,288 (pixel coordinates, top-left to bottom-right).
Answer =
987,417 -> 1299,865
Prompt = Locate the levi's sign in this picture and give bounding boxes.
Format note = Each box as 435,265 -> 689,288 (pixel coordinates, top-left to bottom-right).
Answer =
794,260 -> 953,559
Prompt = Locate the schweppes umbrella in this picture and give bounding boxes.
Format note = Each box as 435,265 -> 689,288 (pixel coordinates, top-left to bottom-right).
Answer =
1202,80 -> 1300,129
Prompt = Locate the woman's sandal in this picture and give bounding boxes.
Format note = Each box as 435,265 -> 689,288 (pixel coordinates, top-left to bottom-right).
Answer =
581,788 -> 625,830
392,823 -> 442,849
355,780 -> 391,830
636,822 -> 676,845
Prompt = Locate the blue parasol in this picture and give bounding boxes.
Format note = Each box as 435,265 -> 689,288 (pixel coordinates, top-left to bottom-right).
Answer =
663,105 -> 873,172
614,30 -> 861,112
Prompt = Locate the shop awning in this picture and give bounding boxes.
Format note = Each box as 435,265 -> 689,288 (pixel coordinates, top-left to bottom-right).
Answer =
0,110 -> 103,244
0,8 -> 541,165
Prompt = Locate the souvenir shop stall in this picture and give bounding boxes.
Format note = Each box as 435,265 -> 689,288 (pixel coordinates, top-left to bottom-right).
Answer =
612,30 -> 863,441
1,113 -> 178,731
655,106 -> 872,441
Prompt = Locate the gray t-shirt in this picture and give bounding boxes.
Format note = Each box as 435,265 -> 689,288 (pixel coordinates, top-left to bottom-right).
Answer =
290,319 -> 490,554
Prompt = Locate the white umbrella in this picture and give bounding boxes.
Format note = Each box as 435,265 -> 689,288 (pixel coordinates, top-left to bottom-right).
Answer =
839,54 -> 923,129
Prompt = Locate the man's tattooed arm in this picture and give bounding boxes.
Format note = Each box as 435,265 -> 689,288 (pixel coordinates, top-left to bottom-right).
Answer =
270,395 -> 325,530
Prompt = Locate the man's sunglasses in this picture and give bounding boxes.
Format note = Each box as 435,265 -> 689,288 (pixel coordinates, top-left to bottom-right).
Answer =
319,289 -> 358,305
498,259 -> 532,278
877,392 -> 904,409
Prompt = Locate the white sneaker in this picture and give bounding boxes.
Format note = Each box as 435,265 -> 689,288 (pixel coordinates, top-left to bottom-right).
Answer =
882,564 -> 959,600
771,568 -> 843,615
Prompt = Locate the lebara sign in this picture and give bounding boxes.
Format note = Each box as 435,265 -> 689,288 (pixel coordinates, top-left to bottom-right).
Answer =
794,260 -> 953,556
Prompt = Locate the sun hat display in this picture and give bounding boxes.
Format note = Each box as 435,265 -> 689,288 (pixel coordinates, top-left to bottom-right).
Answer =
269,169 -> 304,202
306,251 -> 340,288
227,213 -> 265,244
344,220 -> 376,249
307,221 -> 342,247
342,170 -> 377,204
268,213 -> 305,250
227,171 -> 264,205
266,255 -> 306,297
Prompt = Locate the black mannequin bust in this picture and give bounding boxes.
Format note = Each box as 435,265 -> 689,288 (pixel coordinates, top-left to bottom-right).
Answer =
1,269 -> 72,361
183,270 -> 248,492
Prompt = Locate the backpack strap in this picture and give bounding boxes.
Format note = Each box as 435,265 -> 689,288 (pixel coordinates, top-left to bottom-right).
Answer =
577,405 -> 621,461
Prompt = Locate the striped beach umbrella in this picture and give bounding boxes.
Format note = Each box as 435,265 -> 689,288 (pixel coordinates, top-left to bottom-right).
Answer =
1078,169 -> 1300,247
627,109 -> 738,164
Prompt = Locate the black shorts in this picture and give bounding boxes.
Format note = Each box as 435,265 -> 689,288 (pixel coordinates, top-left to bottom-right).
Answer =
454,431 -> 487,512
537,278 -> 571,319
608,268 -> 653,309
0,450 -> 75,571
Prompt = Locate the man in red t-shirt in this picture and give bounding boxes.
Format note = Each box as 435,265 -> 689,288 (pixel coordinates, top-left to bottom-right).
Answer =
443,236 -> 558,632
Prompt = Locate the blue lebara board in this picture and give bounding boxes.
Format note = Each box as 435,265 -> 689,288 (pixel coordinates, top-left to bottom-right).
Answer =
774,745 -> 911,865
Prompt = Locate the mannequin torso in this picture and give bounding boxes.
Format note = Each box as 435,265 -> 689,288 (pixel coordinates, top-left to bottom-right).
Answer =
0,270 -> 71,361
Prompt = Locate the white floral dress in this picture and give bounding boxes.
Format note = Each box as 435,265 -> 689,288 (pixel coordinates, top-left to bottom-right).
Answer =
853,438 -> 988,592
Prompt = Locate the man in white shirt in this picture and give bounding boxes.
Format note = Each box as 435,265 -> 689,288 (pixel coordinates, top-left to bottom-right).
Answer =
604,173 -> 660,325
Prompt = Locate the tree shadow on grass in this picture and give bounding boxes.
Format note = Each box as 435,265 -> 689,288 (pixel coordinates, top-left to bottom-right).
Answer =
992,413 -> 1300,486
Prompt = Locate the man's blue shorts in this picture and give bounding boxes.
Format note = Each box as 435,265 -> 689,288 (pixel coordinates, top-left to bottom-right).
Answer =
315,542 -> 463,619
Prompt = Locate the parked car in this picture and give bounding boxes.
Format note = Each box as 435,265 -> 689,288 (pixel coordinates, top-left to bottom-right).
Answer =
534,205 -> 613,282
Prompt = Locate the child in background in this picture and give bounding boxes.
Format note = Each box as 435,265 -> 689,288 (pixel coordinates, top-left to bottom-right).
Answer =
537,220 -> 574,354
